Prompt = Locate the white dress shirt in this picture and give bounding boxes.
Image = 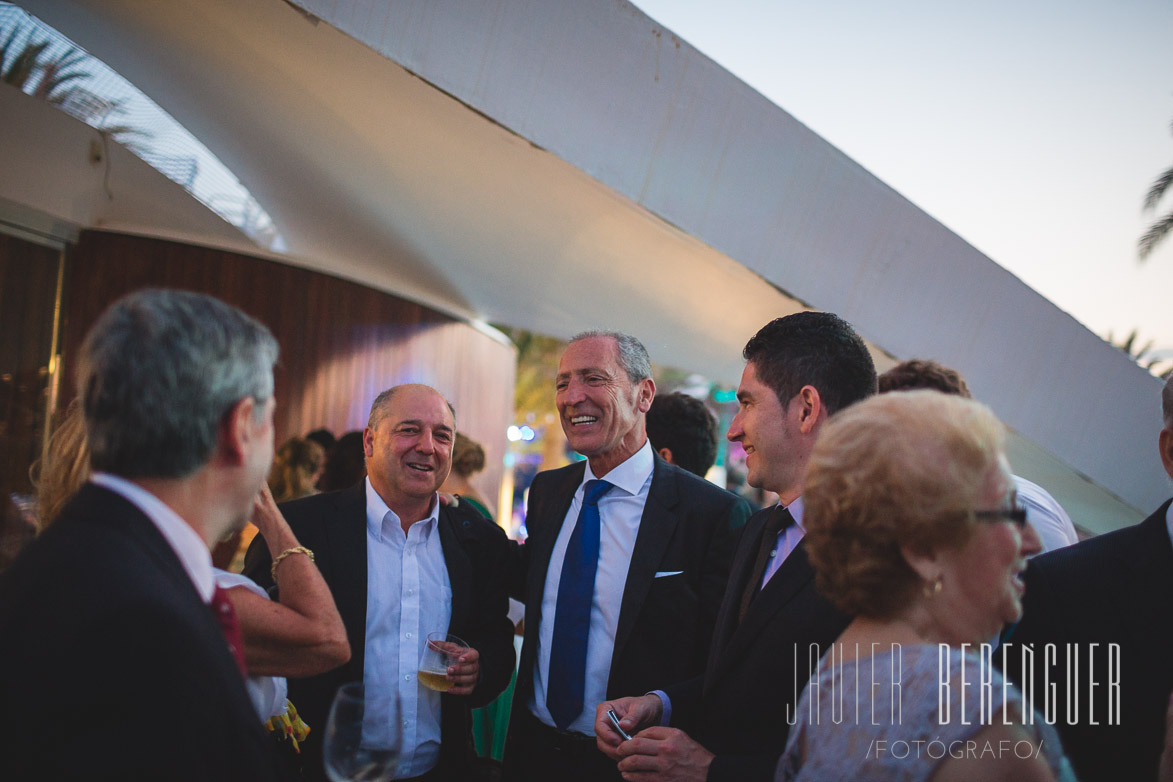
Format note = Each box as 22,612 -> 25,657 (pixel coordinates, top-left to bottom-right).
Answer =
760,496 -> 806,588
1166,500 -> 1172,550
362,478 -> 451,779
89,472 -> 214,602
531,440 -> 655,734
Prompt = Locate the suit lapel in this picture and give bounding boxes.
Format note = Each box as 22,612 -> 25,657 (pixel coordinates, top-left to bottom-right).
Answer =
438,506 -> 472,637
704,536 -> 816,697
704,507 -> 768,685
524,463 -> 585,627
324,484 -> 370,680
612,456 -> 679,665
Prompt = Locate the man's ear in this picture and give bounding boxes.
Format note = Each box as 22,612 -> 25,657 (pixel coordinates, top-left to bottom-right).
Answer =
637,378 -> 656,414
1160,427 -> 1173,482
657,446 -> 674,465
220,396 -> 258,466
362,426 -> 376,458
794,385 -> 825,435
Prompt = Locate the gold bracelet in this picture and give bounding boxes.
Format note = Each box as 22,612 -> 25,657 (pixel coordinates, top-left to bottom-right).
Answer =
271,546 -> 315,580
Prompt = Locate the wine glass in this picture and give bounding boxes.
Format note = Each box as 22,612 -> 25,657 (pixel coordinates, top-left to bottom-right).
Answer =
323,682 -> 401,782
418,633 -> 470,692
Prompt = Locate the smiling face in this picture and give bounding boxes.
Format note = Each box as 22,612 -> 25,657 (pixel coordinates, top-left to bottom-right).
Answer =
932,458 -> 1043,643
727,361 -> 811,500
363,385 -> 454,517
555,336 -> 654,477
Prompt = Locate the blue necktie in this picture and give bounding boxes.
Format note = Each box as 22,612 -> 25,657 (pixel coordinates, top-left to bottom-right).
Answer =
547,479 -> 613,729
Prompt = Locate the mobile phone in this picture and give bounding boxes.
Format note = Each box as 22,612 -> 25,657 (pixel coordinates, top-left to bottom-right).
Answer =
606,709 -> 633,741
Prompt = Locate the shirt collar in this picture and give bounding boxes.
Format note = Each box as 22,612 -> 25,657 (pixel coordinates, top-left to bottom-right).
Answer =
582,439 -> 655,497
89,472 -> 216,602
365,476 -> 440,541
1166,500 -> 1172,551
783,495 -> 806,532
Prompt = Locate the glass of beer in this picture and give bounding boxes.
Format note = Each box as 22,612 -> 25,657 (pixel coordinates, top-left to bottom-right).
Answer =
418,633 -> 470,692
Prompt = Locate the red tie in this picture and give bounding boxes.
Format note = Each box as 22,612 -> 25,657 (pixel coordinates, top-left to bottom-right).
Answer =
210,586 -> 248,679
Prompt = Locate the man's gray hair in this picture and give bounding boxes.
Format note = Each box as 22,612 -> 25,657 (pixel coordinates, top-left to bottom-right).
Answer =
569,330 -> 652,383
1163,373 -> 1173,430
78,289 -> 279,479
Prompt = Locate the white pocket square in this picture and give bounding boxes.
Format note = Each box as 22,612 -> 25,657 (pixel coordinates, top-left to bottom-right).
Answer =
654,570 -> 684,578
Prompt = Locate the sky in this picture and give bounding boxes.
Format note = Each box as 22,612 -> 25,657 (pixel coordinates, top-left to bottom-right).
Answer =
633,0 -> 1173,361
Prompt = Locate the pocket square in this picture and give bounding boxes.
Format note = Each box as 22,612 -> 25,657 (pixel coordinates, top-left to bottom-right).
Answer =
654,570 -> 684,578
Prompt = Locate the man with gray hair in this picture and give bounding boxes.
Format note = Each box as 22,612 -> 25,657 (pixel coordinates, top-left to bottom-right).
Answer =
1004,372 -> 1173,782
504,331 -> 749,782
246,383 -> 515,782
0,289 -> 279,780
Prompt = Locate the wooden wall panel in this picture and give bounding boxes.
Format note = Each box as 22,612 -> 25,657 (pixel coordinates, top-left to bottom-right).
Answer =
0,233 -> 60,498
59,230 -> 516,503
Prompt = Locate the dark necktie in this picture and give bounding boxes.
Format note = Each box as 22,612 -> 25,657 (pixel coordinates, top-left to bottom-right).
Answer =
547,479 -> 614,729
210,585 -> 248,680
738,505 -> 796,623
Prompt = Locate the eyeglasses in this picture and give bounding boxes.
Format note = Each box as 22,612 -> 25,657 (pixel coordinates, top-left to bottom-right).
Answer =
972,506 -> 1028,527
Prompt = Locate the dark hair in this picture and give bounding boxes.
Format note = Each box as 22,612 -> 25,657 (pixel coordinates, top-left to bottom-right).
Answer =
317,430 -> 367,492
305,428 -> 336,452
79,289 -> 278,479
878,359 -> 971,398
743,312 -> 876,415
646,392 -> 719,477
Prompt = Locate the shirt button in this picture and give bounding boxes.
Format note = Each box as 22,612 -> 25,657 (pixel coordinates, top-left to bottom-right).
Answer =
405,674 -> 411,681
406,632 -> 412,638
407,589 -> 414,596
403,721 -> 409,728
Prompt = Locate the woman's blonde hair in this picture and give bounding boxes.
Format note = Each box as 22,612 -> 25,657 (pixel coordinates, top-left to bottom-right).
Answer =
30,399 -> 90,531
268,437 -> 325,503
803,390 -> 1006,618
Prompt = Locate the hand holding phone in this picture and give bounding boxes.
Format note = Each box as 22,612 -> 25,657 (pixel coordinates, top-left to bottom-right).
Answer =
607,708 -> 633,742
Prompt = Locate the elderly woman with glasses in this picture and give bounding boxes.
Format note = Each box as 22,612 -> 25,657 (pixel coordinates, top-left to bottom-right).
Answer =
776,391 -> 1075,782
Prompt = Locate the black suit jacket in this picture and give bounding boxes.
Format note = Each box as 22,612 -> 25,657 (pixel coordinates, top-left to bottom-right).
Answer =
505,455 -> 749,766
663,505 -> 850,782
244,484 -> 515,782
0,483 -> 276,782
1003,498 -> 1173,782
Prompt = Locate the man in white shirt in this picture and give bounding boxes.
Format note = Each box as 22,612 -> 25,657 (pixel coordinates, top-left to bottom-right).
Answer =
246,384 -> 515,782
504,331 -> 749,782
0,289 -> 281,781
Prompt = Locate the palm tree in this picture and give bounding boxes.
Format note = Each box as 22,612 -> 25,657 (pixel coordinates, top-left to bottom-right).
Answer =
1139,120 -> 1173,261
0,21 -> 88,104
1107,328 -> 1173,378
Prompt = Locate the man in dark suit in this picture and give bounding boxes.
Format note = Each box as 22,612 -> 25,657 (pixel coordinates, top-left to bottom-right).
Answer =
599,312 -> 875,781
246,384 -> 514,782
0,289 -> 280,781
1003,372 -> 1173,782
504,331 -> 749,782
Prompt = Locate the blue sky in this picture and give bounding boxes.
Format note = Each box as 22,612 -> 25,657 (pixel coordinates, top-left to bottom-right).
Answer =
634,0 -> 1173,360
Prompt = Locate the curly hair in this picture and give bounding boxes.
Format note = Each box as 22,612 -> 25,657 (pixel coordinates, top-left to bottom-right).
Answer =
268,437 -> 325,502
877,359 -> 972,398
450,432 -> 486,478
802,391 -> 1005,618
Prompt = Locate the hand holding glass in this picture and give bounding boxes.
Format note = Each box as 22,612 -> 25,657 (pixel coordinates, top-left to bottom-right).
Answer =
418,633 -> 470,692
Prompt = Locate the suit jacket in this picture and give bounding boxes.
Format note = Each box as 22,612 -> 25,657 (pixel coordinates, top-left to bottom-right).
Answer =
0,483 -> 276,782
1003,498 -> 1173,782
663,505 -> 850,782
244,484 -> 515,782
505,455 -> 749,767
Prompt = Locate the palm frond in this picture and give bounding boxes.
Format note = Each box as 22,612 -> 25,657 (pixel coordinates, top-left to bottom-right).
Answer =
1138,211 -> 1173,260
1142,167 -> 1173,212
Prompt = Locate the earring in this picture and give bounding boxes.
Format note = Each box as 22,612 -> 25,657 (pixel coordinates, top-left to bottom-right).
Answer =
923,575 -> 943,598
